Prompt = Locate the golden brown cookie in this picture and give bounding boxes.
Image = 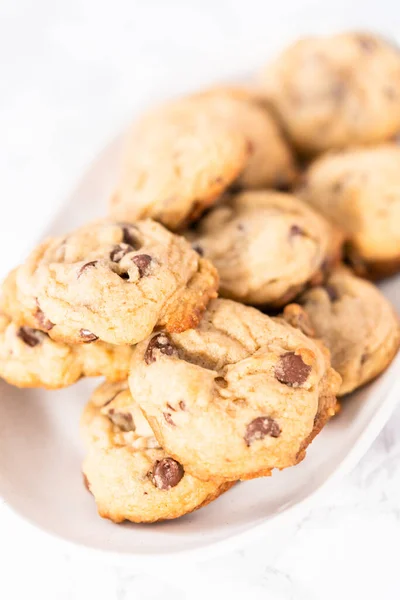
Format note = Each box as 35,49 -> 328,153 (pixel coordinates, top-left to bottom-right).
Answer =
129,299 -> 341,482
109,98 -> 249,230
0,312 -> 133,389
81,380 -> 233,523
298,144 -> 400,278
188,190 -> 343,306
189,87 -> 298,189
298,268 -> 400,395
2,219 -> 218,345
259,32 -> 400,154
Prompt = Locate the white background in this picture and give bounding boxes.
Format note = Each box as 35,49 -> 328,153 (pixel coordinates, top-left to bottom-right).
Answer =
1,1 -> 400,598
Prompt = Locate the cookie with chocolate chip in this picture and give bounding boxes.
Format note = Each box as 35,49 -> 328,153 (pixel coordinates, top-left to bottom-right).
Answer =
0,312 -> 133,389
298,144 -> 400,279
188,191 -> 343,307
81,380 -> 232,523
1,219 -> 218,345
109,97 -> 250,231
129,299 -> 341,482
259,32 -> 400,154
298,268 -> 400,395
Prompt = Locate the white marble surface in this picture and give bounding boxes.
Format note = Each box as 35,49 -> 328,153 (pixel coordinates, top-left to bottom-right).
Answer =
1,1 -> 400,598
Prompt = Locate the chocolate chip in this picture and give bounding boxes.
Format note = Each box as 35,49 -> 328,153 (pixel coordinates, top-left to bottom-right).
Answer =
325,284 -> 339,302
79,329 -> 98,343
356,34 -> 377,52
17,326 -> 42,348
289,224 -> 305,237
77,261 -> 98,278
275,352 -> 311,387
144,333 -> 178,364
244,416 -> 281,446
110,244 -> 134,263
132,254 -> 152,277
192,244 -> 204,256
107,408 -> 134,432
119,272 -> 130,280
150,458 -> 184,490
35,300 -> 54,331
163,412 -> 175,426
121,226 -> 140,248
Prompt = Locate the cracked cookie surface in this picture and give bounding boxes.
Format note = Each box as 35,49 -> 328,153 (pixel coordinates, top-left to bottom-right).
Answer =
109,98 -> 249,230
259,32 -> 400,154
299,268 -> 400,395
188,191 -> 342,306
129,299 -> 341,482
0,312 -> 133,388
81,380 -> 232,523
298,144 -> 400,278
1,219 -> 218,345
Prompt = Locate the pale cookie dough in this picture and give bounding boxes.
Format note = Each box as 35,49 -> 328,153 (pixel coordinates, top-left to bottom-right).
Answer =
0,312 -> 133,389
259,32 -> 400,154
298,144 -> 400,278
188,87 -> 298,189
81,380 -> 232,523
189,191 -> 343,306
129,299 -> 341,482
109,98 -> 250,230
1,219 -> 218,345
298,268 -> 400,395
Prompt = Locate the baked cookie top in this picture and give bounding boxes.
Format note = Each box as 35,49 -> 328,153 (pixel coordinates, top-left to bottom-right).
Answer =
0,312 -> 133,389
298,144 -> 400,278
81,380 -> 232,523
188,190 -> 342,306
2,219 -> 218,345
129,299 -> 341,482
188,88 -> 298,189
298,268 -> 400,395
259,32 -> 400,154
109,97 -> 250,230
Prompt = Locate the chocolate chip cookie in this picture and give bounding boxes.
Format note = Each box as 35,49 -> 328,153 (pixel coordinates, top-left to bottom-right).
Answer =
129,299 -> 341,482
298,144 -> 400,278
259,32 -> 400,154
188,190 -> 343,307
188,87 -> 298,189
81,380 -> 232,523
2,219 -> 218,345
109,98 -> 250,230
0,312 -> 133,389
298,268 -> 400,395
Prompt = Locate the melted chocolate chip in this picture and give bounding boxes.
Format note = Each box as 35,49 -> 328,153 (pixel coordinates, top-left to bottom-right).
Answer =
244,416 -> 281,446
35,301 -> 54,331
17,326 -> 42,348
275,352 -> 311,387
325,284 -> 339,302
121,226 -> 140,248
108,409 -> 134,432
77,261 -> 98,278
79,329 -> 98,343
132,254 -> 152,277
150,458 -> 184,490
290,224 -> 305,238
110,244 -> 134,263
163,412 -> 175,426
144,333 -> 178,364
192,244 -> 204,256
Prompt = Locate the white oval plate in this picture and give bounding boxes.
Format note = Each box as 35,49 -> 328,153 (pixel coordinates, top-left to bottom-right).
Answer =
0,133 -> 399,565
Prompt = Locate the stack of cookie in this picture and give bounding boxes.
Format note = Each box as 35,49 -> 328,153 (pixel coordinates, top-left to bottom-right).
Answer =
1,30 -> 400,524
